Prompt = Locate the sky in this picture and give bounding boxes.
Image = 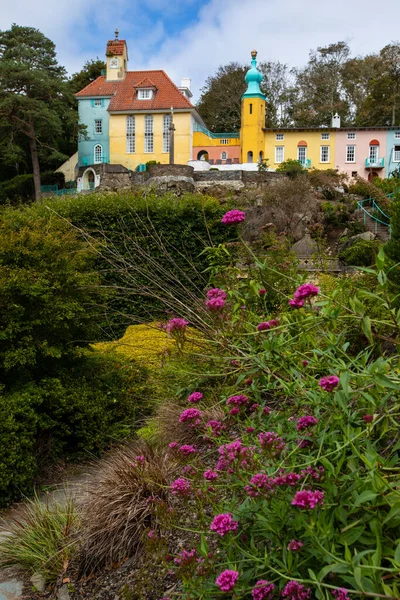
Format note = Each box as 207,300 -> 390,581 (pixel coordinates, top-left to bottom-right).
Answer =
1,0 -> 400,101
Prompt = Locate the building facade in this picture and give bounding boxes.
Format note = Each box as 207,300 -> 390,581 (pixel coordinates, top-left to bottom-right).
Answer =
75,34 -> 400,183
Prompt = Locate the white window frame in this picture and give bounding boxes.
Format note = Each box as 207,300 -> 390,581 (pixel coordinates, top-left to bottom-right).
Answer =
395,132 -> 400,140
144,115 -> 154,153
163,114 -> 171,153
94,98 -> 102,107
126,116 -> 135,154
369,145 -> 379,162
221,151 -> 227,160
138,89 -> 153,100
321,132 -> 330,140
94,144 -> 103,164
346,145 -> 356,163
320,146 -> 330,163
297,146 -> 307,163
94,119 -> 102,134
347,132 -> 356,140
220,139 -> 229,145
394,145 -> 400,162
276,133 -> 284,140
275,146 -> 284,163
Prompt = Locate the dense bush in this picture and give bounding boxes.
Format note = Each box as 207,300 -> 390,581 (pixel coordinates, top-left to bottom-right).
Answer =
275,159 -> 306,178
0,171 -> 65,204
0,205 -> 104,383
348,177 -> 387,204
0,352 -> 149,506
374,176 -> 400,195
339,239 -> 379,266
35,192 -> 236,335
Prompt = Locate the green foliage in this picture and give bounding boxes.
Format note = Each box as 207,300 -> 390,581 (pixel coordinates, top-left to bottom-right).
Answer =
275,158 -> 305,178
0,496 -> 79,582
374,176 -> 400,194
0,206 -> 104,382
145,160 -> 161,170
0,352 -> 149,505
339,239 -> 379,266
161,249 -> 400,599
69,58 -> 106,93
0,171 -> 65,204
348,177 -> 387,203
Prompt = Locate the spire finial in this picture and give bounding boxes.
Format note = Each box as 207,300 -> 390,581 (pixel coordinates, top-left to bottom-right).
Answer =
115,28 -> 119,40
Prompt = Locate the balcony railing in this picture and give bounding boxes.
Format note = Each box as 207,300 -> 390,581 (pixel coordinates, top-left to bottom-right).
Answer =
365,157 -> 384,168
78,155 -> 110,167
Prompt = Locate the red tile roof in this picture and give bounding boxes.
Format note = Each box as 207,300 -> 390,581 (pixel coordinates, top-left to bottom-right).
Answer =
135,77 -> 157,89
106,40 -> 126,56
75,70 -> 194,111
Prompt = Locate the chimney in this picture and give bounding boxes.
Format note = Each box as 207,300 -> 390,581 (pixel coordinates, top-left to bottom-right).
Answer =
181,77 -> 191,91
331,113 -> 341,128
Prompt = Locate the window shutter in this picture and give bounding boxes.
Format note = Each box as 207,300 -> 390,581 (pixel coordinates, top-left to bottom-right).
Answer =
101,99 -> 105,107
90,99 -> 95,107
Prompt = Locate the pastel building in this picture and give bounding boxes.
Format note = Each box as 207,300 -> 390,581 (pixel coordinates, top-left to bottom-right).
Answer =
74,33 -> 400,184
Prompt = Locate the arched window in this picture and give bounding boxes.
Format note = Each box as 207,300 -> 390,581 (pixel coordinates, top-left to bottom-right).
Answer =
197,150 -> 209,161
94,144 -> 103,164
247,151 -> 253,163
259,151 -> 264,162
369,140 -> 379,164
126,116 -> 135,153
221,151 -> 227,160
297,140 -> 307,165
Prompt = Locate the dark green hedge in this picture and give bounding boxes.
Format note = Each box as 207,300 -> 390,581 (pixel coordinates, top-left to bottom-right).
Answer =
0,171 -> 65,204
37,191 -> 236,335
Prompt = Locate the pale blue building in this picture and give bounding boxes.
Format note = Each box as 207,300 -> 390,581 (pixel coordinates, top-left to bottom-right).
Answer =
386,128 -> 400,177
77,97 -> 111,168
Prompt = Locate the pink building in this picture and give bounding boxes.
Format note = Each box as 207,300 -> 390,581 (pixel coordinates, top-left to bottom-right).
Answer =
334,129 -> 387,180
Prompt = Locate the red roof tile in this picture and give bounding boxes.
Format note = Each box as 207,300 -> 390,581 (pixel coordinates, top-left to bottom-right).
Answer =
106,40 -> 126,56
75,71 -> 194,111
135,77 -> 157,89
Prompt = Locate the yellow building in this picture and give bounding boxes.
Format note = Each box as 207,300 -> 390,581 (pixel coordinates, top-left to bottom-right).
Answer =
264,129 -> 336,170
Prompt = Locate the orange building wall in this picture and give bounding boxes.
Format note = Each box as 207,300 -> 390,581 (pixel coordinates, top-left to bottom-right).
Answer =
192,145 -> 241,162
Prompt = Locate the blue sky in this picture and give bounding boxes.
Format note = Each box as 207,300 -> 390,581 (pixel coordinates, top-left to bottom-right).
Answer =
1,0 -> 400,101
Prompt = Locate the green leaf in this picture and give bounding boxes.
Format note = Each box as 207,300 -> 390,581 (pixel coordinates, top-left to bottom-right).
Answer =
362,316 -> 373,343
353,566 -> 363,590
353,491 -> 378,507
318,563 -> 349,581
394,541 -> 400,564
340,526 -> 365,545
373,374 -> 400,390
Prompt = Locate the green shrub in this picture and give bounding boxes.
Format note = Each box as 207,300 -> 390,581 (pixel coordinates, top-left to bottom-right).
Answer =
339,239 -> 379,266
0,173 -> 34,204
348,177 -> 387,204
374,176 -> 400,195
0,353 -> 149,505
275,158 -> 305,178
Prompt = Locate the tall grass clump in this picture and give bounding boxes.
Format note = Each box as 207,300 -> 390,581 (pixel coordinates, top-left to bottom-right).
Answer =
0,496 -> 79,583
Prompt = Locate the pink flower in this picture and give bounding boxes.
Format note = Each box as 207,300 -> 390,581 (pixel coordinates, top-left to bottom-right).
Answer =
250,403 -> 260,412
174,548 -> 196,566
318,375 -> 339,392
258,431 -> 285,455
221,209 -> 246,224
331,588 -> 350,600
226,394 -> 249,406
297,438 -> 312,448
245,473 -> 275,497
294,283 -> 320,300
206,288 -> 227,311
296,416 -> 318,431
289,297 -> 305,308
179,444 -> 197,455
207,288 -> 227,300
263,406 -> 271,415
187,391 -> 203,403
216,569 -> 239,592
287,539 -> 303,551
246,426 -> 255,433
282,581 -> 311,600
300,465 -> 324,480
206,420 -> 225,436
363,414 -> 374,422
166,317 -> 189,333
259,288 -> 267,296
291,489 -> 324,509
210,513 -> 239,536
168,441 -> 178,449
252,580 -> 275,600
229,407 -> 240,416
245,378 -> 253,386
204,469 -> 219,480
171,478 -> 192,497
302,360 -> 309,366
179,408 -> 202,427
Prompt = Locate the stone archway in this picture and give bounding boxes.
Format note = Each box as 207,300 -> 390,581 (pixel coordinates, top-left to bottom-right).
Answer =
197,150 -> 209,161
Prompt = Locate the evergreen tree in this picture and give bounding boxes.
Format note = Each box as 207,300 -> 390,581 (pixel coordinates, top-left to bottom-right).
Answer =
69,58 -> 106,93
0,24 -> 74,200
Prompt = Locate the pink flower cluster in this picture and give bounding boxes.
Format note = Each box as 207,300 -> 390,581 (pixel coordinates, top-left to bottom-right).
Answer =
206,288 -> 227,312
252,580 -> 275,600
179,408 -> 202,427
170,477 -> 192,497
318,375 -> 339,392
216,569 -> 239,592
257,319 -> 279,332
210,513 -> 239,537
296,416 -> 318,431
300,465 -> 324,480
258,431 -> 285,455
287,539 -> 303,551
187,391 -> 203,403
226,394 -> 249,407
221,209 -> 246,224
204,469 -> 219,480
216,440 -> 251,471
282,581 -> 311,600
274,472 -> 301,487
245,473 -> 275,497
289,282 -> 319,308
179,444 -> 197,455
166,317 -> 189,333
206,420 -> 225,437
291,489 -> 324,509
174,548 -> 196,566
331,588 -> 350,600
